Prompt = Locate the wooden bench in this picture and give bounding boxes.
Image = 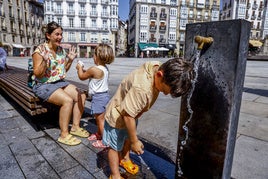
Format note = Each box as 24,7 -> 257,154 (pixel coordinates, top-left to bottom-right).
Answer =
0,67 -> 87,116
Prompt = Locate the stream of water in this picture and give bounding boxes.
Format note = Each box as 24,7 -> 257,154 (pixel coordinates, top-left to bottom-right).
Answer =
177,50 -> 201,177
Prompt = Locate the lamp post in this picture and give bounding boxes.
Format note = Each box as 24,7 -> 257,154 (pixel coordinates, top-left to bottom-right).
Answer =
135,43 -> 138,57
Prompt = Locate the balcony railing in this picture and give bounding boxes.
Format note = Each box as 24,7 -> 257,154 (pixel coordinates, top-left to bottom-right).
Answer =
90,12 -> 98,17
55,9 -> 63,14
79,11 -> 87,16
90,0 -> 98,4
101,0 -> 108,4
150,13 -> 157,19
159,38 -> 166,44
160,13 -> 167,20
2,26 -> 7,31
149,38 -> 156,43
101,12 -> 109,18
149,25 -> 157,32
67,10 -> 75,16
159,26 -> 166,32
78,0 -> 87,3
247,3 -> 251,9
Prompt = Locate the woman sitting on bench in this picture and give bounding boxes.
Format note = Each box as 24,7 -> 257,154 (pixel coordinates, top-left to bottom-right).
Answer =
31,21 -> 89,146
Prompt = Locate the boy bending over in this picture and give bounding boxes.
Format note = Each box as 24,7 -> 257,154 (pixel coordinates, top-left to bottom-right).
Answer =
102,58 -> 194,179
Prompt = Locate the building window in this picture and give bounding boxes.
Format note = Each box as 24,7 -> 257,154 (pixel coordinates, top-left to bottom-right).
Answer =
46,1 -> 51,11
103,20 -> 107,29
57,18 -> 62,26
68,32 -> 75,41
180,32 -> 185,41
140,5 -> 148,14
56,3 -> 62,14
169,33 -> 176,41
111,5 -> 118,16
91,37 -> 97,43
81,19 -> 85,28
171,0 -> 177,6
69,18 -> 74,27
111,18 -> 118,29
80,4 -> 85,11
80,33 -> 86,42
92,19 -> 97,28
91,5 -> 96,16
170,8 -> 177,16
140,32 -> 148,42
68,3 -> 75,14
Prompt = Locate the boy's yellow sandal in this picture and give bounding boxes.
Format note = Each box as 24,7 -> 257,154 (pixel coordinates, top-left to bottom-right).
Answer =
119,160 -> 139,175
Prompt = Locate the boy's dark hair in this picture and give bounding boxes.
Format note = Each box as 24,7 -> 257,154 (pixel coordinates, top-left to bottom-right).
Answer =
159,58 -> 194,98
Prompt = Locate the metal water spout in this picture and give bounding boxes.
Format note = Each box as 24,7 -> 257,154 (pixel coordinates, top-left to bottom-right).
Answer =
194,36 -> 213,50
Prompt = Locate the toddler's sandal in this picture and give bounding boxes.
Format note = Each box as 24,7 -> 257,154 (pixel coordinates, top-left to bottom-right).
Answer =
92,140 -> 108,148
119,160 -> 139,175
88,133 -> 101,141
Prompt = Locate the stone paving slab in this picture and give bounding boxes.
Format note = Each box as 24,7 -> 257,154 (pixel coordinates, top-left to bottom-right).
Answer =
32,137 -> 80,173
9,138 -> 60,178
232,135 -> 268,179
240,100 -> 268,117
0,146 -> 25,179
238,113 -> 268,141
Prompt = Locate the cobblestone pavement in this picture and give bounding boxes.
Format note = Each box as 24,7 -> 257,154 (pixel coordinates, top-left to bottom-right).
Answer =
0,57 -> 267,178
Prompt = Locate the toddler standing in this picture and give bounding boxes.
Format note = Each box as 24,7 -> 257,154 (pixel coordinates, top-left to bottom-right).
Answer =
76,43 -> 114,148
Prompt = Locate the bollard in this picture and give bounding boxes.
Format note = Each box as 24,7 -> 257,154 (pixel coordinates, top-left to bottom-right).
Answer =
175,19 -> 251,178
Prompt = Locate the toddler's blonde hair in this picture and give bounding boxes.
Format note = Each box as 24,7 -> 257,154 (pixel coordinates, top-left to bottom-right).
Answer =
94,44 -> 115,64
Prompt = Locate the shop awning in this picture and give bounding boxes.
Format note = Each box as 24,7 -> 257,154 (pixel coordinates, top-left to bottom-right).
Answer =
165,44 -> 177,50
3,43 -> 12,49
138,43 -> 158,50
142,47 -> 170,51
12,43 -> 25,48
249,40 -> 263,47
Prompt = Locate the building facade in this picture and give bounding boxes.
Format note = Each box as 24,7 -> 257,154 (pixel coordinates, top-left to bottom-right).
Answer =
220,0 -> 266,40
129,0 -> 178,57
117,20 -> 128,56
44,0 -> 118,58
178,0 -> 220,55
0,0 -> 44,56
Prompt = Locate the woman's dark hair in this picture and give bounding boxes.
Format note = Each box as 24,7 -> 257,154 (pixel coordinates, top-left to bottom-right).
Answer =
159,58 -> 194,98
42,21 -> 63,41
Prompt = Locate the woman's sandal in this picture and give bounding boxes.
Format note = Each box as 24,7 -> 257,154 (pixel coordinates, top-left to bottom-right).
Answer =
119,159 -> 139,175
88,133 -> 102,141
57,134 -> 81,146
70,127 -> 90,138
92,140 -> 108,148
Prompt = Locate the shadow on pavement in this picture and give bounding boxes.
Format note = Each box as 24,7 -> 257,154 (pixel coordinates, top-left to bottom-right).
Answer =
244,87 -> 268,97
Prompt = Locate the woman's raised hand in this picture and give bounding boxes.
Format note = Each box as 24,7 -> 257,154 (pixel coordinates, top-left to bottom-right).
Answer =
67,46 -> 77,61
40,46 -> 50,62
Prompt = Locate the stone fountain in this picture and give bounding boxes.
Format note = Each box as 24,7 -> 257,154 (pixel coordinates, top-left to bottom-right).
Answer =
176,19 -> 251,178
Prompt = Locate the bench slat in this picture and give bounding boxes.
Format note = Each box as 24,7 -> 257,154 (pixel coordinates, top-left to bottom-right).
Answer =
0,66 -> 87,116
